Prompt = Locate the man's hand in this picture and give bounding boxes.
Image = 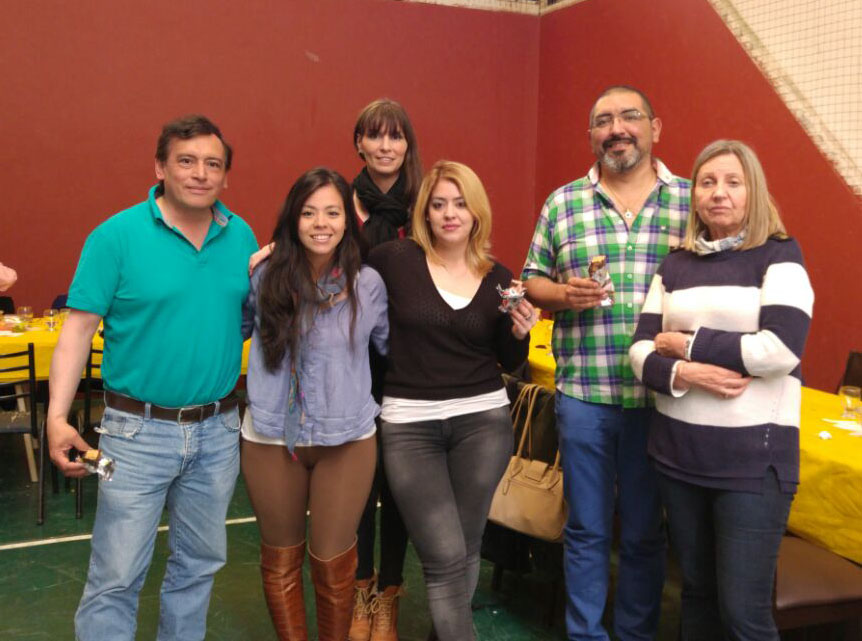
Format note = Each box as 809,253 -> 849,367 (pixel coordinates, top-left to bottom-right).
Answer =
675,361 -> 751,399
655,331 -> 689,359
0,262 -> 17,292
47,417 -> 91,477
47,309 -> 102,476
562,276 -> 604,311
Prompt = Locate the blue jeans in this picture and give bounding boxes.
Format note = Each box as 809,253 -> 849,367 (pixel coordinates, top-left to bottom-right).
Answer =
658,469 -> 792,641
75,405 -> 241,641
556,393 -> 665,641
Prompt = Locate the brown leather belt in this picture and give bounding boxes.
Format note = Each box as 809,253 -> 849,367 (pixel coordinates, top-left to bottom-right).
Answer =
104,390 -> 239,424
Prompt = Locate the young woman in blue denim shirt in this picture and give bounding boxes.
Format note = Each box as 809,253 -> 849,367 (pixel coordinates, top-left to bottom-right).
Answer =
241,167 -> 389,641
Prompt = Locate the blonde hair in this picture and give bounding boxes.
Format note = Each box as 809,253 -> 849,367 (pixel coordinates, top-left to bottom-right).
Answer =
411,160 -> 494,276
683,139 -> 788,251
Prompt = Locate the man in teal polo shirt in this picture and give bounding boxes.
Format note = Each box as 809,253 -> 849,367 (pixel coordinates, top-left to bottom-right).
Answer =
47,114 -> 257,641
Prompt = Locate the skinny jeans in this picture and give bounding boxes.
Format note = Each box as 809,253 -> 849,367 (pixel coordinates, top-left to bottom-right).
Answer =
658,468 -> 792,641
381,405 -> 512,641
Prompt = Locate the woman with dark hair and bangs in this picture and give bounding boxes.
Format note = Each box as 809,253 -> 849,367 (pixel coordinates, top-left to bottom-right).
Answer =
249,99 -> 422,640
241,167 -> 389,641
351,98 -> 423,247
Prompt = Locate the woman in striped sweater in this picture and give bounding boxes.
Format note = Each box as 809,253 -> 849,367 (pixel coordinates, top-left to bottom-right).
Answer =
629,140 -> 813,641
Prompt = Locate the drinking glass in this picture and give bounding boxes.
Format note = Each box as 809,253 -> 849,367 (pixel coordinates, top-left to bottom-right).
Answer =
16,306 -> 33,328
43,308 -> 59,332
838,385 -> 861,418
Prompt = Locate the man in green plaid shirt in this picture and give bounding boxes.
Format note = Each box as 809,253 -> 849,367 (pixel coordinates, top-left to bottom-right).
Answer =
522,86 -> 690,641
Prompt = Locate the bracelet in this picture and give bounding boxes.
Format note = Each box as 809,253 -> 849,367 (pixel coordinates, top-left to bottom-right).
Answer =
683,336 -> 692,361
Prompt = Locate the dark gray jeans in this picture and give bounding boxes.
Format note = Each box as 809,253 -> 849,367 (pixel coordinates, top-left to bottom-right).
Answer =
381,405 -> 512,641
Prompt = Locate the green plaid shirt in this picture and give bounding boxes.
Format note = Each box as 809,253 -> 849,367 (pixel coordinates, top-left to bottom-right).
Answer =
522,160 -> 690,407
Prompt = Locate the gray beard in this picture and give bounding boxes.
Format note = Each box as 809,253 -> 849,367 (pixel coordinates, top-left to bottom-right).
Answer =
601,147 -> 642,174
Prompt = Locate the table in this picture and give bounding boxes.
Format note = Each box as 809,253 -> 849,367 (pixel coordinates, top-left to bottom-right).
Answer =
0,327 -> 104,382
0,326 -> 251,382
526,321 -> 862,564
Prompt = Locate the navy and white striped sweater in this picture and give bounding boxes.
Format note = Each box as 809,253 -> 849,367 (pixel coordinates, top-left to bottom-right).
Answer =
629,237 -> 814,493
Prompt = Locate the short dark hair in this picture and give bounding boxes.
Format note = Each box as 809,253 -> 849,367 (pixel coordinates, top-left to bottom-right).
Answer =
353,99 -> 422,207
155,114 -> 233,170
589,85 -> 655,126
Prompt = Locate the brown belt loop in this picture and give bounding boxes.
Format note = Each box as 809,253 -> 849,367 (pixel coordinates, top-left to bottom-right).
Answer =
104,390 -> 238,424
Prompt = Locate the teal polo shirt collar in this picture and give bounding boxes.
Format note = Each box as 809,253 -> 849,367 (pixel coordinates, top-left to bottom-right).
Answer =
146,184 -> 234,249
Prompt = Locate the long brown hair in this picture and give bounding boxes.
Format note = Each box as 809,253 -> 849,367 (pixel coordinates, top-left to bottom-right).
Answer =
258,168 -> 362,371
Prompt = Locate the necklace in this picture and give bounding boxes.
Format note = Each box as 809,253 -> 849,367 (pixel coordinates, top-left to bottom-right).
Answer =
601,178 -> 655,222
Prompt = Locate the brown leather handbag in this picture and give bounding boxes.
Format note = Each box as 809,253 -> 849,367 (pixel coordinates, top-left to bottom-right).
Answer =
488,383 -> 567,543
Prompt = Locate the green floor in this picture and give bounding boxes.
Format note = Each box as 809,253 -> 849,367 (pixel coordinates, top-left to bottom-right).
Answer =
0,436 -> 682,640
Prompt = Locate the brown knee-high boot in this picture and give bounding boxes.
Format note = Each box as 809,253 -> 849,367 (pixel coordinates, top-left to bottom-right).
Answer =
260,540 -> 308,641
310,540 -> 358,641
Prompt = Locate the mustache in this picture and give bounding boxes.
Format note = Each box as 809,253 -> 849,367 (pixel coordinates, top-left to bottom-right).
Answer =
603,135 -> 636,150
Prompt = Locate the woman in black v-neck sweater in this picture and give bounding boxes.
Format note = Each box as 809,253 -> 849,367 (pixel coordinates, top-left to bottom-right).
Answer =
367,161 -> 535,641
369,238 -> 527,400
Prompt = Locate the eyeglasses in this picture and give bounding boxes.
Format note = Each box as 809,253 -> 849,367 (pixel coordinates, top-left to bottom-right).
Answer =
590,109 -> 649,130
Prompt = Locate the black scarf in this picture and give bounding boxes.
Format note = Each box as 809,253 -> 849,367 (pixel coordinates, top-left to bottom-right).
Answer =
352,167 -> 410,247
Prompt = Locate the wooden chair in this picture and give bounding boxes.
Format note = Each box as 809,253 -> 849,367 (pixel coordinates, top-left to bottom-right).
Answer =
0,343 -> 39,484
774,535 -> 862,640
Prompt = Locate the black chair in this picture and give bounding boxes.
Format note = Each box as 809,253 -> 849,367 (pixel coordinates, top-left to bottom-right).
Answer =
0,344 -> 41,517
0,296 -> 14,314
50,293 -> 68,310
838,351 -> 862,390
72,347 -> 103,519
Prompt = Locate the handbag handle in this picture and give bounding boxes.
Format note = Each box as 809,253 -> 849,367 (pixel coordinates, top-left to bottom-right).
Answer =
509,383 -> 542,459
510,382 -> 562,473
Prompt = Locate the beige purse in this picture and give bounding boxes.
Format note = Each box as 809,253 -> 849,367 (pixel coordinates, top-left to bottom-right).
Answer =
488,383 -> 567,542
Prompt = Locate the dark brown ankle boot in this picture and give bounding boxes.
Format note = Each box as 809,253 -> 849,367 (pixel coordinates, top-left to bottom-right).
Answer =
310,540 -> 358,641
260,540 -> 308,641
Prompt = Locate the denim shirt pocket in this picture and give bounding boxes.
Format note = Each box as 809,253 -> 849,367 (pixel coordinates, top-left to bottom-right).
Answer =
95,408 -> 144,439
219,406 -> 241,432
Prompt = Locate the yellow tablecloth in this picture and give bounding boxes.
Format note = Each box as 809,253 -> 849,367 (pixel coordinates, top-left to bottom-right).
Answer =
528,319 -> 556,391
0,328 -> 104,382
788,387 -> 862,564
526,321 -> 862,564
0,327 -> 251,382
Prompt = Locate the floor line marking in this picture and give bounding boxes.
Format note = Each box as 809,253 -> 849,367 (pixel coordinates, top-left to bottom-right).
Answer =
0,516 -> 258,552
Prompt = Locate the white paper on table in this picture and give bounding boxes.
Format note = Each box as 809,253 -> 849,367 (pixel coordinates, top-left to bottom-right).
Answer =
821,419 -> 862,436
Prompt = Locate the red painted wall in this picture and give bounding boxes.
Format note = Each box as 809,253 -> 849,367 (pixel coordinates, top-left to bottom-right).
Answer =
0,0 -> 539,311
2,0 -> 856,390
536,0 -> 861,391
